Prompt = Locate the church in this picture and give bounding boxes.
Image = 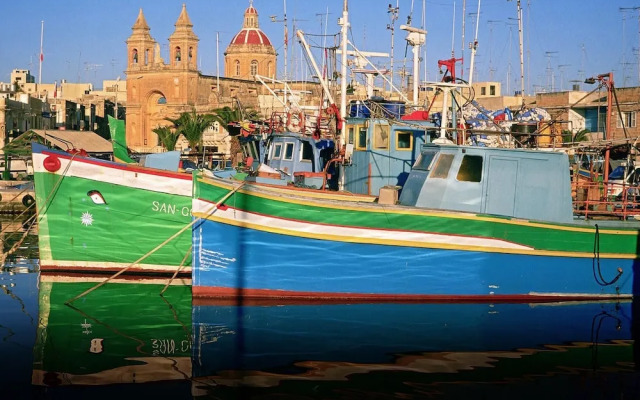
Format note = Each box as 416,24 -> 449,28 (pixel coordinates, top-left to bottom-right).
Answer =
124,2 -> 279,153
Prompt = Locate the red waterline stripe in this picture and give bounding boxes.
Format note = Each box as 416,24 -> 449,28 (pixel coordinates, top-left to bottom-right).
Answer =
42,150 -> 192,181
192,286 -> 626,304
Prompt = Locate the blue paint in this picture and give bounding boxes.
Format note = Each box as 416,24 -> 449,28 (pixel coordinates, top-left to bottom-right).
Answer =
193,220 -> 634,297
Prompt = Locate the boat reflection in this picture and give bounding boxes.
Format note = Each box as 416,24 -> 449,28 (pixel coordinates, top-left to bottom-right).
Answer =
32,276 -> 192,396
192,299 -> 638,398
29,275 -> 638,399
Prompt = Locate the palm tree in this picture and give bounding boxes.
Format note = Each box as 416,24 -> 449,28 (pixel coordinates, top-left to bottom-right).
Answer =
210,106 -> 260,166
152,125 -> 180,151
166,108 -> 216,152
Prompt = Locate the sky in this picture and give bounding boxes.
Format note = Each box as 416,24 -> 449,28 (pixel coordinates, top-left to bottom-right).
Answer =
1,0 -> 640,95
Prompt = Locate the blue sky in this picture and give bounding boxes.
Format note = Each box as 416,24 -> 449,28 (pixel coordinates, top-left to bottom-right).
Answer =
1,0 -> 639,94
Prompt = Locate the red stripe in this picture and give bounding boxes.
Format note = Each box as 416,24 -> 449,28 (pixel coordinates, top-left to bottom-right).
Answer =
192,286 -> 622,304
41,150 -> 192,181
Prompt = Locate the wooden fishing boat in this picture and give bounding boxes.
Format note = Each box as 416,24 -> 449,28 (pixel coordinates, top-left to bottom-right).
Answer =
192,143 -> 639,301
32,143 -> 192,277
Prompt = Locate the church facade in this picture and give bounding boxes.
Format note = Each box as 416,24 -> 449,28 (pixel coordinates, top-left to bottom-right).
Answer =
124,3 -> 275,153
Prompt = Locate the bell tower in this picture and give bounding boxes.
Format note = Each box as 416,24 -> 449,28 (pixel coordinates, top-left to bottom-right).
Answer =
168,4 -> 199,70
126,8 -> 157,70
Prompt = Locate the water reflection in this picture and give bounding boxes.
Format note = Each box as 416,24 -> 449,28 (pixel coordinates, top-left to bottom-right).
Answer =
1,217 -> 638,399
191,300 -> 637,399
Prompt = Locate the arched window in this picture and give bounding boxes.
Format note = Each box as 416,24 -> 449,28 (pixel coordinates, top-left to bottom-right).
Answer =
132,49 -> 138,64
144,49 -> 149,65
188,47 -> 193,61
250,60 -> 258,76
157,97 -> 167,104
267,61 -> 273,77
175,46 -> 181,62
235,60 -> 240,76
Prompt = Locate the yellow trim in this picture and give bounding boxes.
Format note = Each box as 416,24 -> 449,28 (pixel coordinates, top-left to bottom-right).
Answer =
198,178 -> 640,235
193,211 -> 637,259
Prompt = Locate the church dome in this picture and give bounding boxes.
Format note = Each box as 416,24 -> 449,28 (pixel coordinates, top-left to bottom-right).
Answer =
230,29 -> 271,46
227,1 -> 273,48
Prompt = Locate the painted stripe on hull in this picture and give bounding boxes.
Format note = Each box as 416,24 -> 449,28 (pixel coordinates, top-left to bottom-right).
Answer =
192,219 -> 635,299
193,199 -> 534,251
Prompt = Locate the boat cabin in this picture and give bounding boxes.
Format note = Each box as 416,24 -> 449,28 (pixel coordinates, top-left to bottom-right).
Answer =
399,144 -> 574,224
342,117 -> 437,196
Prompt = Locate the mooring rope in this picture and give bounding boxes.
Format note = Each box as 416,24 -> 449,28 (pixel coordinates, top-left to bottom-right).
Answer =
592,224 -> 623,286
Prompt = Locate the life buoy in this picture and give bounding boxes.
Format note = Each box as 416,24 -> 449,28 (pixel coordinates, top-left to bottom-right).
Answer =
287,111 -> 305,133
22,194 -> 35,208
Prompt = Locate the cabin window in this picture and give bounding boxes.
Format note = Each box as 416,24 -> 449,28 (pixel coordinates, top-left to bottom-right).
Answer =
357,127 -> 367,150
396,131 -> 413,150
373,124 -> 390,149
430,154 -> 455,179
272,143 -> 282,159
347,126 -> 355,144
490,85 -> 496,96
413,151 -> 438,171
300,141 -> 313,162
618,111 -> 636,128
480,86 -> 486,96
284,142 -> 295,160
456,155 -> 483,182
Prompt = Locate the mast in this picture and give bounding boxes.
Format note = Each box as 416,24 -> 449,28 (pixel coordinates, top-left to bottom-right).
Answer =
468,0 -> 481,86
339,0 -> 349,121
517,0 -> 525,101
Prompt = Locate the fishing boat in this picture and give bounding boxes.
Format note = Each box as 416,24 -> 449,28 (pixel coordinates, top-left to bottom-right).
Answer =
191,141 -> 640,301
32,142 -> 193,277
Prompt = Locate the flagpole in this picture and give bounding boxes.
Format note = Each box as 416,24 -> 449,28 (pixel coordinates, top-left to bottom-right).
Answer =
39,20 -> 44,85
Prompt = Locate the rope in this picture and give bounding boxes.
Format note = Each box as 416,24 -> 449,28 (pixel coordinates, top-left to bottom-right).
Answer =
1,213 -> 37,265
160,244 -> 192,295
592,224 -> 623,287
65,180 -> 247,304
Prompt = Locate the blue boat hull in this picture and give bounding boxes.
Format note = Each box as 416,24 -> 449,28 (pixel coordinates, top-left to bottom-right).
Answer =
192,219 -> 637,300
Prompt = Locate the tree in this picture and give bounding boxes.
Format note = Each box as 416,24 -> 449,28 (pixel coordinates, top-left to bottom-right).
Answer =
561,129 -> 590,145
166,108 -> 216,152
210,106 -> 261,166
152,125 -> 180,151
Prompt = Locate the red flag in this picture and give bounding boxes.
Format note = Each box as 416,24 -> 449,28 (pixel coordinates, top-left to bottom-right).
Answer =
40,52 -> 43,62
53,81 -> 57,98
284,25 -> 288,46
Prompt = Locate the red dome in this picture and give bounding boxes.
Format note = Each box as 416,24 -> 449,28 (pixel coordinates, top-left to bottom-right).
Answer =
245,5 -> 257,14
230,28 -> 272,46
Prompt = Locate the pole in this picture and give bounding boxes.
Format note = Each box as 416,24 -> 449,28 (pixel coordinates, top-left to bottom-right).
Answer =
114,76 -> 120,120
412,45 -> 419,105
517,0 -> 525,99
603,72 -> 613,186
468,0 -> 481,86
39,20 -> 44,86
216,32 -> 220,91
339,0 -> 349,121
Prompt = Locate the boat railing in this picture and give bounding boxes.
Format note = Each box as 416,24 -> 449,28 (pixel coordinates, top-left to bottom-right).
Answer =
572,179 -> 640,220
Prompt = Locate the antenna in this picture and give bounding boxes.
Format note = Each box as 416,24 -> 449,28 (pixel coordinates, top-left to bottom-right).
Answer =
486,19 -> 501,81
557,64 -> 570,91
544,51 -> 558,91
387,1 -> 399,90
620,7 -> 640,86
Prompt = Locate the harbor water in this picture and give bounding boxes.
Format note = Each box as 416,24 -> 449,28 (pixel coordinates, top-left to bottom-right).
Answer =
1,215 -> 640,399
